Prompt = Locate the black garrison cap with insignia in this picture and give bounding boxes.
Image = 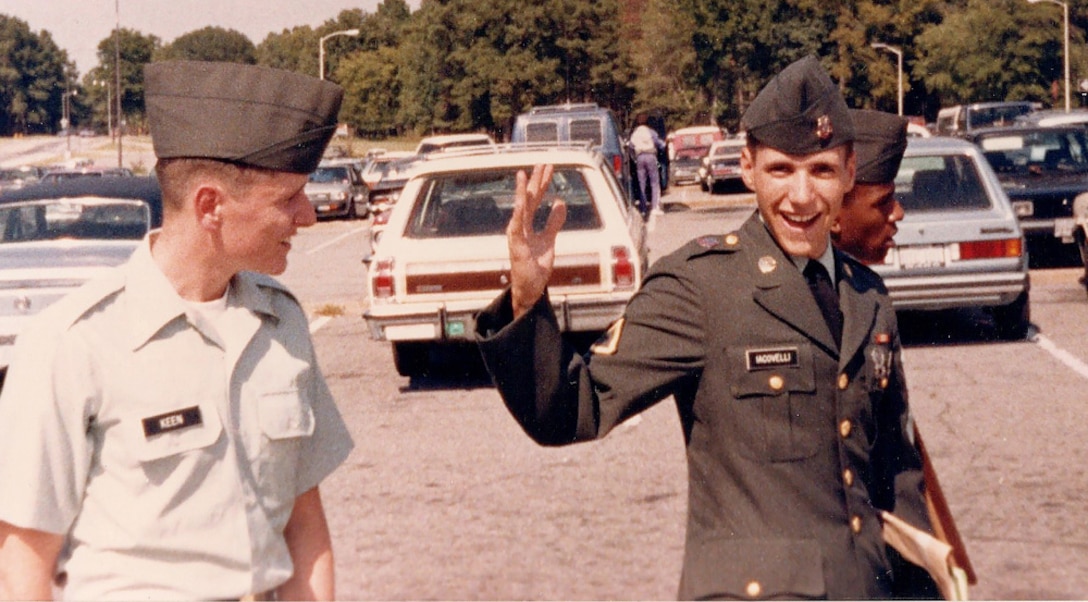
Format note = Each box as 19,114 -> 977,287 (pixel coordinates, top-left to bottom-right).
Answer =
850,109 -> 908,184
740,55 -> 854,154
145,61 -> 344,174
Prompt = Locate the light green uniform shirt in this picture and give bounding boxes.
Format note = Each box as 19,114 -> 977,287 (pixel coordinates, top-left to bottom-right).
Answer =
0,236 -> 354,599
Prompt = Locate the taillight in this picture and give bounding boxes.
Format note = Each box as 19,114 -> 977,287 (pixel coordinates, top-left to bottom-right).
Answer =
956,238 -> 1023,260
613,155 -> 623,178
612,246 -> 636,289
372,258 -> 395,299
374,210 -> 390,226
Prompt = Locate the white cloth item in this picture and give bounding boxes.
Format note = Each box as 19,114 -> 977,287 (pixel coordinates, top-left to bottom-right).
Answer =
630,125 -> 659,154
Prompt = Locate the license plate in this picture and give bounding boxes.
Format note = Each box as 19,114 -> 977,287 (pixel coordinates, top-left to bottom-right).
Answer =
1054,217 -> 1075,241
898,245 -> 946,269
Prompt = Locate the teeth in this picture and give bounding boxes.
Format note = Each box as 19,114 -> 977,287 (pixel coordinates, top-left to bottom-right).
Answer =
783,214 -> 816,225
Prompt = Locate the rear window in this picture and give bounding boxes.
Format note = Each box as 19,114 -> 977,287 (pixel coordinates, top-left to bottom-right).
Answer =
976,129 -> 1088,175
896,155 -> 992,212
525,122 -> 559,143
404,167 -> 601,238
0,198 -> 150,242
569,119 -> 604,146
309,167 -> 351,183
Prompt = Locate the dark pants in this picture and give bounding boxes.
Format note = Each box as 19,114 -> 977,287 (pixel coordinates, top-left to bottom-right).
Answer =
636,152 -> 660,217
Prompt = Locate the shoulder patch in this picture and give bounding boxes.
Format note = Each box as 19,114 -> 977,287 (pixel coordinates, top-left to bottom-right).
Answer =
697,235 -> 721,249
590,318 -> 625,356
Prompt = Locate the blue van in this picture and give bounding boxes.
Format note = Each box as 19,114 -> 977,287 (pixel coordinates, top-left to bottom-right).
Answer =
511,103 -> 634,201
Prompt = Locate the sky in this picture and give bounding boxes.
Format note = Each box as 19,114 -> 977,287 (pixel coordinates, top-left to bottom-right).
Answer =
0,0 -> 415,77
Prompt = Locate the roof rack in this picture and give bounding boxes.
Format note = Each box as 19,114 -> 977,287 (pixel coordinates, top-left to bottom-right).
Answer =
416,140 -> 597,162
527,103 -> 602,115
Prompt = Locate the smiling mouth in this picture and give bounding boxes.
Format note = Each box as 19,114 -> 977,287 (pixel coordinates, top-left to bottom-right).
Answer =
782,213 -> 820,228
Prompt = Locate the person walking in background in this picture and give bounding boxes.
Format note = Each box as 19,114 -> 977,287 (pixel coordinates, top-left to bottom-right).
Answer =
0,61 -> 353,600
630,112 -> 666,218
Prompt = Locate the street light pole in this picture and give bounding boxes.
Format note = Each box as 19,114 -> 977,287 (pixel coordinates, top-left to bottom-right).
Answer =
319,28 -> 360,80
115,0 -> 123,168
1028,0 -> 1071,112
871,42 -> 904,116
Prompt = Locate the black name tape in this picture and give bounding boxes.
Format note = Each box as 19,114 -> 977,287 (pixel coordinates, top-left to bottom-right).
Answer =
142,406 -> 203,438
746,347 -> 800,371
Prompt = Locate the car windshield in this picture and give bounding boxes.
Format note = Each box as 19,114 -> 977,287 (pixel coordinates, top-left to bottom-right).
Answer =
967,104 -> 1033,129
975,130 -> 1088,175
404,167 -> 601,238
0,198 -> 150,242
309,166 -> 351,183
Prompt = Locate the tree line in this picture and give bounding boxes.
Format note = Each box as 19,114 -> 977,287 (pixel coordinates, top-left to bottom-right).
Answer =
1,0 -> 1086,139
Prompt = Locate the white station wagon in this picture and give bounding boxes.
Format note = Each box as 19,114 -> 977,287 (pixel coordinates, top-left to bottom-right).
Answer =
364,143 -> 649,377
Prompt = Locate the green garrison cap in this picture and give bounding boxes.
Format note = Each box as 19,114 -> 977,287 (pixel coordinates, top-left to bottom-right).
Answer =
741,55 -> 854,154
145,61 -> 344,174
851,109 -> 908,184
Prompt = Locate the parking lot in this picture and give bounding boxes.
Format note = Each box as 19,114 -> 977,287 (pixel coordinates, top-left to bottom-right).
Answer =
281,186 -> 1088,599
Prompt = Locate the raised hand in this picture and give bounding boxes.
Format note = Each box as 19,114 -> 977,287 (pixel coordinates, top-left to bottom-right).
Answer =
507,164 -> 567,318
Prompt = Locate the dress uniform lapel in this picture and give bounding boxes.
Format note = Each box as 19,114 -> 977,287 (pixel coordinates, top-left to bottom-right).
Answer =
837,255 -> 879,369
744,218 -> 839,356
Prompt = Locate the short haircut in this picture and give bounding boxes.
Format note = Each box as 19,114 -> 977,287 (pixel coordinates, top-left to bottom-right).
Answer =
154,158 -> 272,213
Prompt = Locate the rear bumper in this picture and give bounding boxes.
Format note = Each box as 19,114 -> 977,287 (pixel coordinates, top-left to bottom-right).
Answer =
880,270 -> 1030,311
364,293 -> 632,342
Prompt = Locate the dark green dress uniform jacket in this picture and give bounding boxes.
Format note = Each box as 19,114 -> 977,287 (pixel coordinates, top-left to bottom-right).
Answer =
476,213 -> 936,600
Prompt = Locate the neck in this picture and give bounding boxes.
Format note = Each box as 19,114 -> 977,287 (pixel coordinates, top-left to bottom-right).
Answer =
150,227 -> 234,302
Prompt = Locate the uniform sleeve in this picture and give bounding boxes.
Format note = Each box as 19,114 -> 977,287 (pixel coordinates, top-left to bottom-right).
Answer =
293,341 -> 354,497
0,320 -> 96,534
476,256 -> 706,445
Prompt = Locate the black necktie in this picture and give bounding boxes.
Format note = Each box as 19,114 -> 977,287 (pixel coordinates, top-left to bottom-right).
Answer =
804,260 -> 842,347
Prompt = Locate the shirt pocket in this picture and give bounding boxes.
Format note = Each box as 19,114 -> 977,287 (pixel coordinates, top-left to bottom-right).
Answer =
255,388 -> 315,503
125,402 -> 224,486
727,343 -> 818,462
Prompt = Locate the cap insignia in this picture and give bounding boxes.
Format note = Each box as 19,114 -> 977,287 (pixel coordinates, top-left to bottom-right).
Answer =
816,114 -> 833,141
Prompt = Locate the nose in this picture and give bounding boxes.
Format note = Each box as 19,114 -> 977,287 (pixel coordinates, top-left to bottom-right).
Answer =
295,191 -> 317,227
786,171 -> 816,207
889,198 -> 905,223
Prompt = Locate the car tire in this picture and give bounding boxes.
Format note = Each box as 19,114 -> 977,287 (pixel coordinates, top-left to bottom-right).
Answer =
992,291 -> 1030,340
393,341 -> 430,378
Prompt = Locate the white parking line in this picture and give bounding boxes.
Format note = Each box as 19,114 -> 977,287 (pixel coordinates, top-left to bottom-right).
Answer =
306,226 -> 368,255
1033,332 -> 1088,381
309,315 -> 333,334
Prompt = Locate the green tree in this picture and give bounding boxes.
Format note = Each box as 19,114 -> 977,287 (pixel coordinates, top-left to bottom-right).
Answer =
339,45 -> 402,136
94,28 -> 160,134
157,26 -> 256,64
0,15 -> 71,135
914,0 -> 1075,106
256,26 -> 317,74
627,0 -> 707,128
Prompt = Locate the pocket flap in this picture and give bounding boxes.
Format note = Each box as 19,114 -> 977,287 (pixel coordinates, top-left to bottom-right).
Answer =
258,389 -> 315,440
130,402 -> 223,463
680,538 -> 825,600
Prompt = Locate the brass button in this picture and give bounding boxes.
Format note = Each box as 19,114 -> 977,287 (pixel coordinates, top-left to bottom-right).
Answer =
837,373 -> 849,390
839,419 -> 852,438
879,377 -> 889,389
725,233 -> 739,245
843,469 -> 854,487
850,515 -> 862,533
768,375 -> 784,391
745,581 -> 762,598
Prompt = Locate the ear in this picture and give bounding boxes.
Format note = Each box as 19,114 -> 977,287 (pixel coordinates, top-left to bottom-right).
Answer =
739,146 -> 756,192
193,185 -> 225,230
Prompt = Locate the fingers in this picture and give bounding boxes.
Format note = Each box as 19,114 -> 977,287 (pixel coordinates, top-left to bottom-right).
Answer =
509,164 -> 556,236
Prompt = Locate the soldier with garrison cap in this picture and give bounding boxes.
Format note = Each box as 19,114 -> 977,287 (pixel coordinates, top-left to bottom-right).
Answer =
832,109 -> 909,265
0,61 -> 353,600
475,55 -> 939,599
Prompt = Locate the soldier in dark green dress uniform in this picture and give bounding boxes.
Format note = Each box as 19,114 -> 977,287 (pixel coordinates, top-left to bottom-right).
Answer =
476,56 -> 938,600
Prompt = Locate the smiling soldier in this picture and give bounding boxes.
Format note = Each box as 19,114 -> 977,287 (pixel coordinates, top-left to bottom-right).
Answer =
0,61 -> 353,600
475,55 -> 938,599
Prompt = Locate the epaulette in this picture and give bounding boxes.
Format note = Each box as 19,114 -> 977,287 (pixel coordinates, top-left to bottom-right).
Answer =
249,272 -> 302,305
684,231 -> 742,258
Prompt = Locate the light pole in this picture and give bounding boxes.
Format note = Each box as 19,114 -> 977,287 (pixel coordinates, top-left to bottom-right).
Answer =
94,79 -> 112,140
1028,0 -> 1071,112
871,42 -> 904,116
319,28 -> 360,80
115,0 -> 123,167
